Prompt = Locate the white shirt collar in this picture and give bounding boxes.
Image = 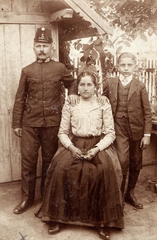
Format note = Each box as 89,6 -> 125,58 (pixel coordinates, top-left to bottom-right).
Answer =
119,74 -> 133,85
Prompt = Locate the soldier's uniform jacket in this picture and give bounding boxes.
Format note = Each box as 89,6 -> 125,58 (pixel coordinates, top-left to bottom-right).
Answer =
12,59 -> 77,128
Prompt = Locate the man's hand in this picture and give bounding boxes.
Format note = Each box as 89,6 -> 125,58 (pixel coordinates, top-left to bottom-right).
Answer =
140,136 -> 150,150
67,95 -> 79,105
14,128 -> 22,137
96,95 -> 107,105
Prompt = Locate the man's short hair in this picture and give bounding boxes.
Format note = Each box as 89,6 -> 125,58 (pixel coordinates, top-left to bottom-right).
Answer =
117,52 -> 137,64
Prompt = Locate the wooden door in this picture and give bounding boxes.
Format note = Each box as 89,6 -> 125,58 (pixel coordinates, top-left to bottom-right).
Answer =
0,22 -> 58,183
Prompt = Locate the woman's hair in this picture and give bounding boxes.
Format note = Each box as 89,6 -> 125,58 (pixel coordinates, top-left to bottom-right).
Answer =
77,71 -> 97,86
117,52 -> 137,64
77,64 -> 98,85
77,71 -> 99,95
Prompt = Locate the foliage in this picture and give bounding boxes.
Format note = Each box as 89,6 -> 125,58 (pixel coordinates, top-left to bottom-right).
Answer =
59,40 -> 74,70
87,0 -> 157,40
59,0 -> 157,79
73,38 -> 115,78
73,0 -> 157,78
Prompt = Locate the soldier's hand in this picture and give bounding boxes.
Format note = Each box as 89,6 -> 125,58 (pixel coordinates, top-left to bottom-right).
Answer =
14,128 -> 22,137
67,94 -> 79,106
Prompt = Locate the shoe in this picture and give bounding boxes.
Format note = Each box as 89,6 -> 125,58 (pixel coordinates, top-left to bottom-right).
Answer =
48,222 -> 61,235
99,227 -> 110,240
125,191 -> 143,209
13,200 -> 33,214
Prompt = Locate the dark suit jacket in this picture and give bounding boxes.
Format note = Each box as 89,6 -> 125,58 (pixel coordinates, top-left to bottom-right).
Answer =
103,77 -> 152,141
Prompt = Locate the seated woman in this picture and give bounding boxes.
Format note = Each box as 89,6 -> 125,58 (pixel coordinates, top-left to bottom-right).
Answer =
37,65 -> 124,240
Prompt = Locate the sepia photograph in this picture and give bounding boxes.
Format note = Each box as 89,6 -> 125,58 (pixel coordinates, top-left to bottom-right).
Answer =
0,0 -> 157,239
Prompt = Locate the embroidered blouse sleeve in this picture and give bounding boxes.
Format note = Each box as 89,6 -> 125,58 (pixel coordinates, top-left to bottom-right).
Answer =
58,102 -> 73,148
95,97 -> 116,151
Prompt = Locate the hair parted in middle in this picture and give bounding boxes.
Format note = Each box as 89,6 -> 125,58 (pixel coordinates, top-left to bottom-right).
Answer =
78,64 -> 98,83
77,64 -> 99,95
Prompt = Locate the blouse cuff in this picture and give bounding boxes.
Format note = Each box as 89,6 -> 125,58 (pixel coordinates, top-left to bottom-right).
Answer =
95,135 -> 115,151
59,134 -> 73,148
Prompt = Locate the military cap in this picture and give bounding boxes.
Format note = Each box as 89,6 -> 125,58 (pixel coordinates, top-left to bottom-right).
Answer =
34,27 -> 53,43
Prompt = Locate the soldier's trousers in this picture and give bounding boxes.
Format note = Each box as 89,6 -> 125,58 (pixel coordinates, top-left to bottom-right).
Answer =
21,126 -> 59,202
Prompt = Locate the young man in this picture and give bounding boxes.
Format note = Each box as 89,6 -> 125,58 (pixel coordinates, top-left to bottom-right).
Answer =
12,27 -> 77,214
103,52 -> 152,209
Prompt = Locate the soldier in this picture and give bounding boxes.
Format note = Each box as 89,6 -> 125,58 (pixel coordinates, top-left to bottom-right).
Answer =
12,27 -> 77,214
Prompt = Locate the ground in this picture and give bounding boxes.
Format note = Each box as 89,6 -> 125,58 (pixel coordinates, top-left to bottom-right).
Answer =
0,165 -> 157,240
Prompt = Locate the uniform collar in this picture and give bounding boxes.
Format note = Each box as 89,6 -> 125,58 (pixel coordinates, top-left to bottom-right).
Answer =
37,57 -> 51,63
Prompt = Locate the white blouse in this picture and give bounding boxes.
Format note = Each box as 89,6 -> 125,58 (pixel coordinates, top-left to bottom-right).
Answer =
58,96 -> 115,151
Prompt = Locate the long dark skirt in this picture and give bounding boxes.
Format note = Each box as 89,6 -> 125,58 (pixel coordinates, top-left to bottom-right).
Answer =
37,136 -> 124,229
